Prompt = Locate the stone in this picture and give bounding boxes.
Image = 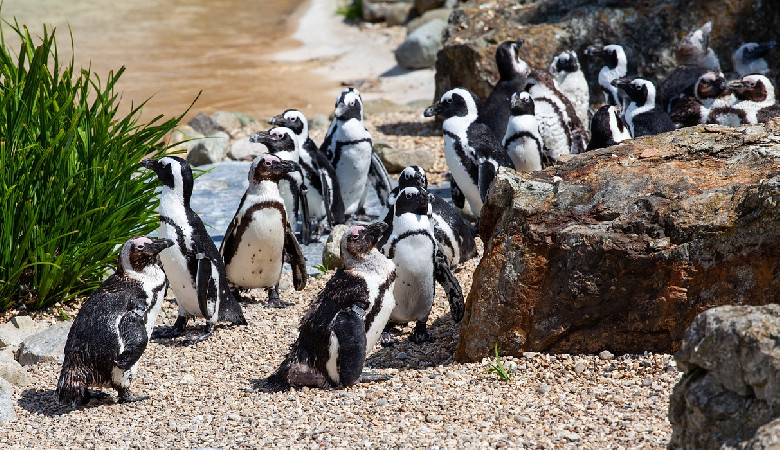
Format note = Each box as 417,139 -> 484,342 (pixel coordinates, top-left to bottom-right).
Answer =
227,137 -> 266,161
362,0 -> 412,24
373,140 -> 435,173
188,112 -> 219,136
17,321 -> 72,366
536,384 -> 550,394
598,351 -> 614,361
407,7 -> 453,34
573,363 -> 586,374
0,315 -> 46,350
744,418 -> 780,450
186,131 -> 230,166
414,0 -> 445,15
455,121 -> 780,362
669,305 -> 780,449
0,377 -> 12,396
166,125 -> 205,156
322,224 -> 350,270
386,3 -> 413,26
210,111 -> 242,136
232,112 -> 260,128
0,350 -> 29,386
395,19 -> 447,70
0,393 -> 15,423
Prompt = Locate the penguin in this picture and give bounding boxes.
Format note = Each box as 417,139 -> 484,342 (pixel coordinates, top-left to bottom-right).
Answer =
732,42 -> 776,77
549,50 -> 591,129
725,74 -> 780,124
479,39 -> 530,140
269,109 -> 346,232
584,44 -> 637,108
525,69 -> 589,161
381,166 -> 477,267
502,92 -> 544,171
381,187 -> 465,343
613,77 -> 676,137
586,105 -> 632,151
57,236 -> 173,406
220,154 -> 308,308
669,71 -> 736,127
423,87 -> 514,217
320,87 -> 391,218
266,222 -> 395,390
141,157 -> 247,342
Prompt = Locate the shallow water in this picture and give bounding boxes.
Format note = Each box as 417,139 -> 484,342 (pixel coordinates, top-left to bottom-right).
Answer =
2,0 -> 336,122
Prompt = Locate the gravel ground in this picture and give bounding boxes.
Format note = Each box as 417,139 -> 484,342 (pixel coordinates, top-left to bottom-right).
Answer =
0,111 -> 681,447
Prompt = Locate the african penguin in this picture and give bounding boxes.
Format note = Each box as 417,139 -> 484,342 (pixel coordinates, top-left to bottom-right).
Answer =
613,77 -> 675,137
525,69 -> 589,161
220,154 -> 308,308
479,39 -> 530,140
381,166 -> 477,267
57,236 -> 173,406
381,187 -> 465,343
732,41 -> 776,77
586,105 -> 632,151
669,71 -> 736,127
424,87 -> 514,217
502,92 -> 544,171
549,50 -> 591,129
142,157 -> 247,343
320,87 -> 391,218
585,44 -> 636,108
726,74 -> 780,124
266,222 -> 395,390
269,109 -> 346,232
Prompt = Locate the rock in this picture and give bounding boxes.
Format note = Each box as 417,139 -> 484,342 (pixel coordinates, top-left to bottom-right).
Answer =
435,0 -> 780,103
455,122 -> 780,362
181,374 -> 196,384
407,7 -> 453,34
17,321 -> 72,366
186,131 -> 230,166
395,19 -> 447,70
210,111 -> 242,136
166,125 -> 205,155
415,0 -> 445,15
0,393 -> 15,423
536,384 -> 550,394
0,316 -> 46,350
227,137 -> 266,161
188,112 -> 219,136
0,351 -> 29,386
362,0 -> 412,24
668,305 -> 780,449
573,363 -> 586,374
322,224 -> 350,270
0,377 -> 12,396
308,114 -> 329,131
233,112 -> 260,128
744,418 -> 780,450
598,351 -> 614,361
374,140 -> 435,173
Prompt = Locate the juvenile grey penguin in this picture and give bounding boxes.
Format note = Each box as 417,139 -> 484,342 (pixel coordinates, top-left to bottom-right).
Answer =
266,222 -> 395,390
269,109 -> 346,232
732,42 -> 776,77
613,78 -> 675,137
381,166 -> 477,267
423,88 -> 514,217
502,92 -> 544,171
220,154 -> 308,308
585,44 -> 637,108
320,88 -> 391,218
726,74 -> 780,124
525,69 -> 589,161
479,39 -> 530,140
141,157 -> 247,342
57,236 -> 173,406
670,71 -> 736,127
549,50 -> 591,128
586,105 -> 632,151
381,187 -> 465,343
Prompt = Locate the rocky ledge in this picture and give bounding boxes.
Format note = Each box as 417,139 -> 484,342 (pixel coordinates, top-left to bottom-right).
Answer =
456,120 -> 780,362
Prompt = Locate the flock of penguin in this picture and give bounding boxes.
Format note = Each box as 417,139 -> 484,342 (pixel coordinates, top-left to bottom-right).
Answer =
55,21 -> 778,406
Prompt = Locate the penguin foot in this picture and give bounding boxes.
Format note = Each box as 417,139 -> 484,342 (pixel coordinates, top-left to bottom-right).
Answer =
151,316 -> 187,340
87,390 -> 111,401
267,287 -> 293,308
117,388 -> 150,404
410,322 -> 434,344
379,332 -> 397,347
182,323 -> 215,345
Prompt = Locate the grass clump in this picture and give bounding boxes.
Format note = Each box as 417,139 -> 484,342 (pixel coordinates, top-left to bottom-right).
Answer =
0,20 -> 189,311
484,344 -> 513,381
336,0 -> 363,22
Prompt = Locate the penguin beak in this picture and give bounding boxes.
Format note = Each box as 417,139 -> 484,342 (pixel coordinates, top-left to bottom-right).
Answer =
363,222 -> 389,245
584,45 -> 604,57
140,158 -> 161,173
274,159 -> 300,175
612,78 -> 631,90
515,38 -> 524,48
334,102 -> 347,118
746,41 -> 777,60
147,237 -> 175,255
726,79 -> 747,93
249,130 -> 270,144
423,102 -> 441,118
268,114 -> 285,126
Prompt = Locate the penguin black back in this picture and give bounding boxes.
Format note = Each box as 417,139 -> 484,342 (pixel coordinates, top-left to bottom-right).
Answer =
479,39 -> 529,140
586,105 -> 631,151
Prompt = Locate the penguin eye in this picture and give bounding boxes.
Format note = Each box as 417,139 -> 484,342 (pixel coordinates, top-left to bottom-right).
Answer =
291,117 -> 299,121
348,100 -> 355,107
444,98 -> 452,104
136,244 -> 145,251
264,159 -> 272,166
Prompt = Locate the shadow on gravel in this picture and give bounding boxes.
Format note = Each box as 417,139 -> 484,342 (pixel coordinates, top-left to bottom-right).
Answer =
18,388 -> 115,416
366,313 -> 460,370
376,121 -> 437,137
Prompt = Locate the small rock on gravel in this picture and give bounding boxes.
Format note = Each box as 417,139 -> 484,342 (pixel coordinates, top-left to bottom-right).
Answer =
536,384 -> 551,394
0,351 -> 29,386
0,393 -> 15,423
0,315 -> 46,350
17,321 -> 71,366
574,362 -> 586,374
599,350 -> 614,360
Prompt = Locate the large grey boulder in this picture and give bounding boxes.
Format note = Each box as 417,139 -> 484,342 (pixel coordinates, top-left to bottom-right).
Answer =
669,305 -> 780,449
0,350 -> 29,386
373,141 -> 434,173
0,316 -> 46,351
186,131 -> 230,166
210,111 -> 242,136
395,19 -> 447,70
228,137 -> 266,161
17,321 -> 72,366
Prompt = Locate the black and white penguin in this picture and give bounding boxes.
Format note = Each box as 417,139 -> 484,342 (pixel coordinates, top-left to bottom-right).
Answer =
423,87 -> 514,217
269,109 -> 346,232
732,41 -> 776,78
382,166 -> 477,267
57,236 -> 174,406
726,74 -> 780,124
613,77 -> 675,137
320,87 -> 391,218
584,44 -> 637,107
670,71 -> 736,127
220,154 -> 308,307
586,105 -> 632,151
479,39 -> 530,140
525,69 -> 589,161
502,92 -> 544,171
549,50 -> 590,128
266,222 -> 395,390
141,157 -> 247,342
381,187 -> 465,343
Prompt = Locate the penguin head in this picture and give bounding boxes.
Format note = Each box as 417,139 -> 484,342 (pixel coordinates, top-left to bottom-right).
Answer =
394,186 -> 429,217
424,88 -> 480,120
586,44 -> 629,73
249,127 -> 299,155
524,69 -> 556,92
249,154 -> 300,184
733,41 -> 776,75
334,87 -> 363,121
495,39 -> 528,80
398,166 -> 428,190
119,236 -> 174,277
694,72 -> 729,101
612,77 -> 656,107
676,22 -> 719,69
140,156 -> 194,204
342,222 -> 389,259
727,75 -> 775,102
269,109 -> 307,137
550,50 -> 580,75
510,92 -> 535,116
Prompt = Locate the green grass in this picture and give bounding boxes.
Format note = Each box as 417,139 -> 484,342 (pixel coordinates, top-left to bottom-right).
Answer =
336,0 -> 363,21
0,19 -> 190,311
484,344 -> 513,381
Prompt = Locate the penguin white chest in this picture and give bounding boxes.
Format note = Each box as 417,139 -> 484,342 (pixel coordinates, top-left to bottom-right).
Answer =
158,226 -> 201,318
442,130 -> 482,216
225,207 -> 286,288
278,172 -> 303,229
504,115 -> 543,172
362,270 -> 396,353
532,98 -> 570,161
388,232 -> 436,323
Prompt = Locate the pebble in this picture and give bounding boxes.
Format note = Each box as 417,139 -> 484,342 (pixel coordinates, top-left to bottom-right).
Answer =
599,350 -> 615,360
180,374 -> 196,384
396,352 -> 410,360
573,363 -> 586,374
426,414 -> 444,423
522,352 -> 538,359
536,384 -> 551,394
375,398 -> 389,407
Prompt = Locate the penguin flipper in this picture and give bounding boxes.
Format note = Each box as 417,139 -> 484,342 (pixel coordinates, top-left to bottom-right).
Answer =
448,174 -> 466,210
316,152 -> 346,225
478,160 -> 499,203
284,224 -> 308,291
114,312 -> 148,370
331,308 -> 368,387
368,152 -> 392,207
194,243 -> 217,320
299,181 -> 311,245
433,247 -> 465,323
